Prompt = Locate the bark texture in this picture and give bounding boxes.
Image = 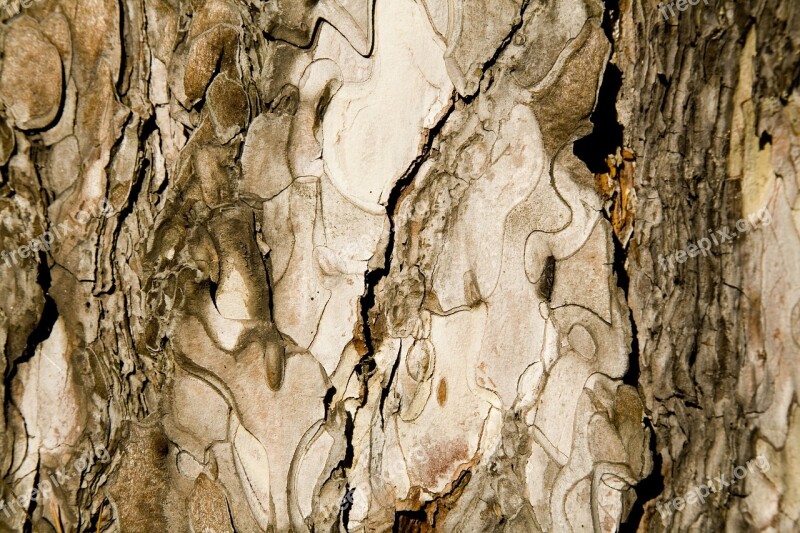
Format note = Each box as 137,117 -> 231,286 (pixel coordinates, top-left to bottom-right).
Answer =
0,0 -> 796,531
612,0 -> 800,530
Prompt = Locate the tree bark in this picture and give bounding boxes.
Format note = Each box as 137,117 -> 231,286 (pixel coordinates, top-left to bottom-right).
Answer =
613,0 -> 800,530
0,0 -> 796,531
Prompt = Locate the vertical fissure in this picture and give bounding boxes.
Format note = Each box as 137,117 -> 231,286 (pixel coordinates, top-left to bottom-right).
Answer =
572,0 -> 667,528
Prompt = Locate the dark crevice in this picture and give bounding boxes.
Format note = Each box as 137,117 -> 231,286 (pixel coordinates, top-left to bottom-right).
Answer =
21,468 -> 40,533
536,255 -> 556,302
357,0 -> 532,407
600,0 -> 619,42
255,212 -> 279,331
379,343 -> 402,429
24,251 -> 57,360
88,498 -> 107,532
114,112 -> 156,235
356,93 -> 459,388
461,0 -> 532,106
334,411 -> 355,531
573,62 -> 623,173
352,0 -> 530,532
103,113 -> 157,296
758,130 -> 772,149
3,251 -> 59,502
322,385 -> 336,421
354,0 -> 534,526
572,0 -> 667,528
575,0 -> 638,387
621,417 -> 665,531
116,0 -> 130,96
688,341 -> 698,369
7,252 -> 59,382
573,0 -> 623,174
341,482 -> 352,531
139,113 -> 160,155
209,279 -> 219,308
610,229 -> 658,532
393,509 -> 428,532
614,233 -> 639,388
571,0 -> 641,394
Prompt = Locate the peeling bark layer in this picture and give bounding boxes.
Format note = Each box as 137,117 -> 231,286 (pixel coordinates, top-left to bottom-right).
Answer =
0,0 -> 796,531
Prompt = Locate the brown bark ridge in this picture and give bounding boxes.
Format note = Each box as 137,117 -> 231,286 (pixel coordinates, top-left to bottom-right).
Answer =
610,0 -> 800,530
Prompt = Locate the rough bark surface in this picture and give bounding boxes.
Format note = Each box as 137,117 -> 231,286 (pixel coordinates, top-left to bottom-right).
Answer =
0,0 -> 796,531
613,0 -> 800,530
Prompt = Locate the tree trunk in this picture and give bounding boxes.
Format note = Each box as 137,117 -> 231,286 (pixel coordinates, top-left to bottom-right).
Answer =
0,0 -> 796,531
